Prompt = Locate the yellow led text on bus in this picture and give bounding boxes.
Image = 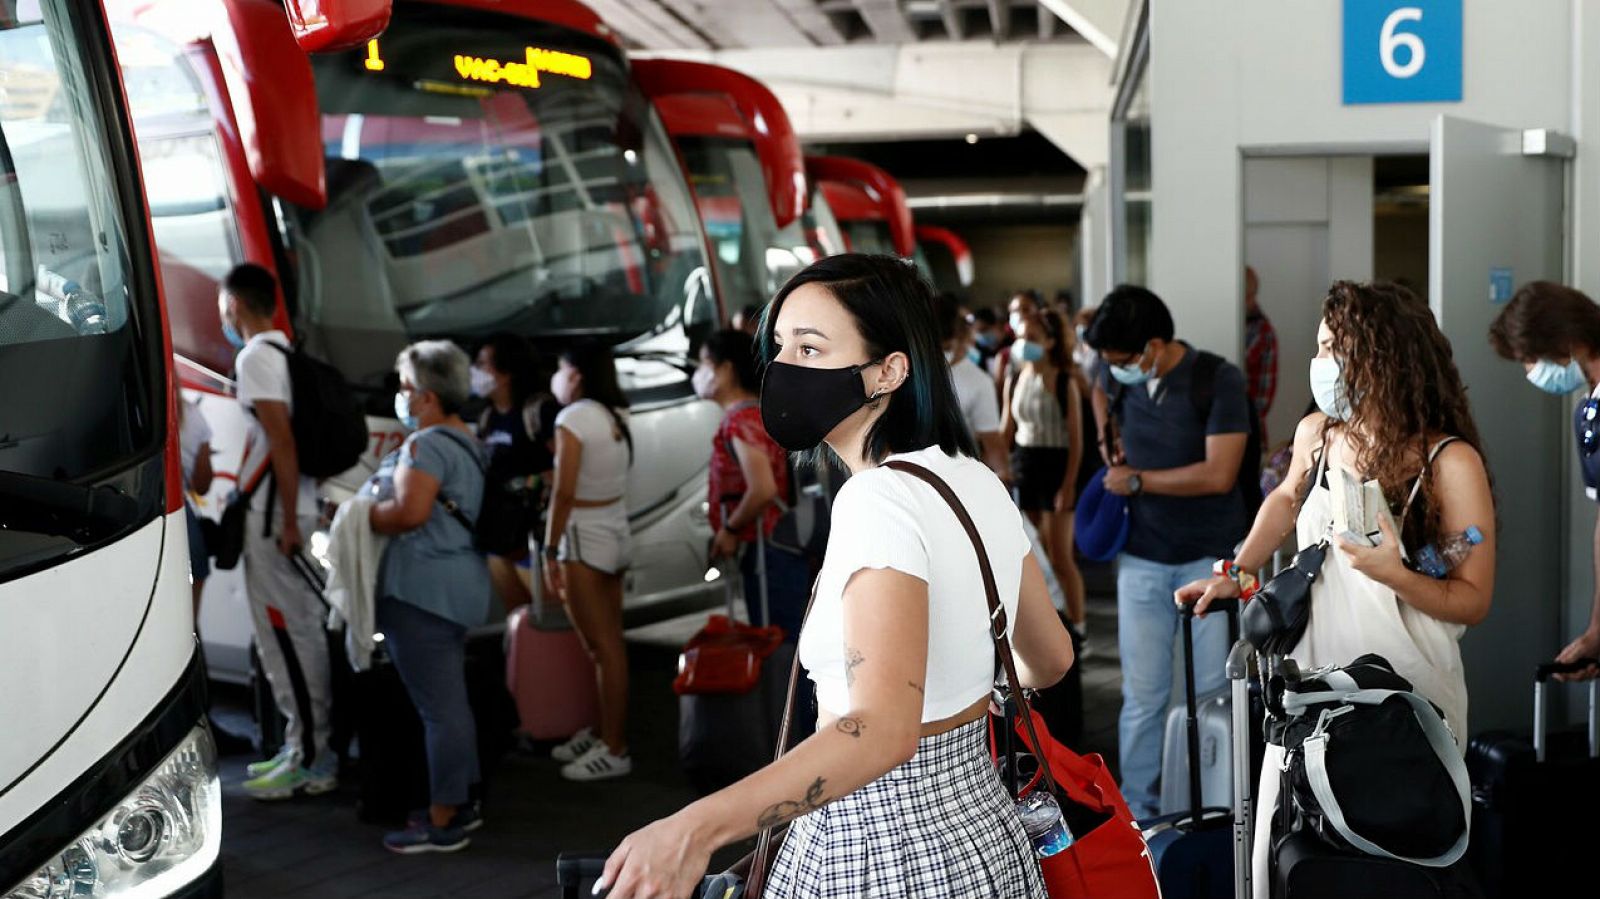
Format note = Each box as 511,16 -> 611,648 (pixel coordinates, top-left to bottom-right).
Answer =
452,47 -> 593,89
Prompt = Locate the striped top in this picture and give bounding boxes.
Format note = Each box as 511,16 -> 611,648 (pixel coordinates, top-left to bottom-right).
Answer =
1011,366 -> 1072,448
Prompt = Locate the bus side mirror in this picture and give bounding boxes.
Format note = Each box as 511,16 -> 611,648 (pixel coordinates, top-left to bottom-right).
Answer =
283,0 -> 391,53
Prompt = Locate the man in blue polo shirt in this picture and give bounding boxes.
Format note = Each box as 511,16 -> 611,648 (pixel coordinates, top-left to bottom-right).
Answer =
1085,284 -> 1252,819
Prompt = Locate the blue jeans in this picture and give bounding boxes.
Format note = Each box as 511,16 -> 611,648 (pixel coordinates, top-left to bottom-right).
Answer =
1116,554 -> 1229,820
376,597 -> 479,808
741,540 -> 811,641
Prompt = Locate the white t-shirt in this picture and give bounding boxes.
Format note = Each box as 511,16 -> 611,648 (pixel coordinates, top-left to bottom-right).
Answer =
799,446 -> 1029,721
235,330 -> 319,516
555,399 -> 631,501
178,398 -> 212,489
949,356 -> 1001,438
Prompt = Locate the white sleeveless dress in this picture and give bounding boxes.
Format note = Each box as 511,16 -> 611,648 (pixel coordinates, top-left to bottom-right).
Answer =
1250,440 -> 1470,897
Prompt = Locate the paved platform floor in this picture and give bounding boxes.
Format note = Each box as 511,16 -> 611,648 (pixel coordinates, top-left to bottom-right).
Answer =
216,567 -> 1124,898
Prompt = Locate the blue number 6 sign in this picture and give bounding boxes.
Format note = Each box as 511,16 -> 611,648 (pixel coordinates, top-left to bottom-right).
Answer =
1343,0 -> 1462,105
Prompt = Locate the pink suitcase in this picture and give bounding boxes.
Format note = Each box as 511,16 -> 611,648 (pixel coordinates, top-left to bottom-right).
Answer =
506,603 -> 600,741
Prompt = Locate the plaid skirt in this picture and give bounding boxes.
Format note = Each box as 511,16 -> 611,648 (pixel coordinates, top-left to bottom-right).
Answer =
764,718 -> 1046,898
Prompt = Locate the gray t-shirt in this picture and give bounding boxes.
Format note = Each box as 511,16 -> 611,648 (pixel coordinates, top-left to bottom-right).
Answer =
1102,344 -> 1252,563
378,426 -> 493,628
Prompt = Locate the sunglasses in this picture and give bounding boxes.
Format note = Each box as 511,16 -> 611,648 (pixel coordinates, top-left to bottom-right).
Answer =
1582,398 -> 1600,455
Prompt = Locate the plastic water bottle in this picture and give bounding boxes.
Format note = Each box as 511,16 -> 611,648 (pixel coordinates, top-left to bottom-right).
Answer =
1415,526 -> 1483,579
1017,790 -> 1074,858
65,286 -> 107,334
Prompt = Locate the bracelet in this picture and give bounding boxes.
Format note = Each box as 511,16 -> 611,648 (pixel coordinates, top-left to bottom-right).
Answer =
1213,559 -> 1258,596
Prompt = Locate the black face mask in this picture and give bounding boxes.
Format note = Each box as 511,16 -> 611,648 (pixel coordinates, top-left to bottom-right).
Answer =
760,358 -> 881,452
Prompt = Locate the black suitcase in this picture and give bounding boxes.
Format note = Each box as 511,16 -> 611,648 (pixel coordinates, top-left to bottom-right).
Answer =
1271,830 -> 1482,899
679,524 -> 793,794
354,628 -> 519,826
1141,598 -> 1240,899
1465,659 -> 1599,899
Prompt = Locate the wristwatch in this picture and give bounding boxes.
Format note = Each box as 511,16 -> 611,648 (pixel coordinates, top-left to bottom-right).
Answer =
1127,472 -> 1143,495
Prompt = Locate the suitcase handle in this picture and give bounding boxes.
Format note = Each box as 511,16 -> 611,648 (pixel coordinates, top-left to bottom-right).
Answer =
1178,596 -> 1240,819
1532,657 -> 1600,763
556,853 -> 608,897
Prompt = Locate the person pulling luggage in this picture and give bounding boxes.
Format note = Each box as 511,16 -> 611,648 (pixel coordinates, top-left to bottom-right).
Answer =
1177,280 -> 1496,897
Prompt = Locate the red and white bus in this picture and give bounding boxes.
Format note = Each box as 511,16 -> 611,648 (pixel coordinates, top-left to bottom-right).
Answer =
633,57 -> 816,317
0,3 -> 387,896
116,0 -> 729,684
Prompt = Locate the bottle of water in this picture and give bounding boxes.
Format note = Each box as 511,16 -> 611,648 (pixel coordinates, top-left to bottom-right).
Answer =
1017,790 -> 1074,858
1415,526 -> 1484,579
65,286 -> 107,334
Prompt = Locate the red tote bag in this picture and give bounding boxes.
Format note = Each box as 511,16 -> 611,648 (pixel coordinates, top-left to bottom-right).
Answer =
992,708 -> 1162,899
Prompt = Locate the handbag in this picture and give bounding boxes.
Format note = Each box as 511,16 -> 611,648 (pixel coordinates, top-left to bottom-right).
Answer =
884,460 -> 1161,899
1272,654 -> 1471,867
672,615 -> 784,695
1242,446 -> 1332,655
206,434 -> 266,571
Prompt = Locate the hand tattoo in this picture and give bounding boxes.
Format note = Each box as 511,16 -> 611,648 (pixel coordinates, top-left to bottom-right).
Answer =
844,647 -> 864,687
756,777 -> 828,829
835,717 -> 863,738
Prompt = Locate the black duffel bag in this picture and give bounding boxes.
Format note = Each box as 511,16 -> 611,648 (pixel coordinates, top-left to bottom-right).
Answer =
1271,654 -> 1471,868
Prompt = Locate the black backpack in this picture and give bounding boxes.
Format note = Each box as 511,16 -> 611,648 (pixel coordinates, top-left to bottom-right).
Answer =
266,342 -> 368,478
1190,350 -> 1264,516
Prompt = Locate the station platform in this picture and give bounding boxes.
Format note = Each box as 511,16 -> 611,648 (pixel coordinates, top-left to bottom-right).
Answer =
215,577 -> 1123,898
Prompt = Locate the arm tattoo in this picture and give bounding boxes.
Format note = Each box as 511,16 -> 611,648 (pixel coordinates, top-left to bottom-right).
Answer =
908,681 -> 925,695
844,647 -> 864,687
756,777 -> 828,829
835,717 -> 863,738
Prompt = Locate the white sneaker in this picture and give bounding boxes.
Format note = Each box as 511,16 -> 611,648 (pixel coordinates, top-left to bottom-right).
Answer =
560,744 -> 632,782
551,727 -> 601,763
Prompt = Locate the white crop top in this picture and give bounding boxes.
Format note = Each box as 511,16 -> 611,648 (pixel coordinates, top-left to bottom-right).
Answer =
798,446 -> 1030,722
555,399 -> 631,501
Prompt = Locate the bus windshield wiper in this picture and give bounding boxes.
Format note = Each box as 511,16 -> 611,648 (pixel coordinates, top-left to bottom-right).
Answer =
0,470 -> 142,544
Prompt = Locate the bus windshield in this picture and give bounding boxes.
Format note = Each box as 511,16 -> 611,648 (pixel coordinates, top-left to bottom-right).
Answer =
297,6 -> 714,394
676,135 -> 810,314
1,0 -> 162,576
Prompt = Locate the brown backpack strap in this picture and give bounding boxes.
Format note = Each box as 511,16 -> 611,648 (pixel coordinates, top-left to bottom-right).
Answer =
745,577 -> 817,897
884,460 -> 1060,799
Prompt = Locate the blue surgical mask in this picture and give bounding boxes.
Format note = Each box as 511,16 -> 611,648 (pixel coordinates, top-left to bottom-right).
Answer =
975,331 -> 1000,350
1309,356 -> 1351,420
222,320 -> 246,350
966,347 -> 983,366
1012,340 -> 1045,363
1526,358 -> 1586,395
1108,344 -> 1154,386
393,391 -> 419,431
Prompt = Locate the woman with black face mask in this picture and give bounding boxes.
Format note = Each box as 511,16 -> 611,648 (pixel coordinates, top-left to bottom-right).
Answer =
594,255 -> 1075,899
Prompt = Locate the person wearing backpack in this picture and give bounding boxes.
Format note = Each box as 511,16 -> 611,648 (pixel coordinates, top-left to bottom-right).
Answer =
367,340 -> 494,853
1084,284 -> 1254,820
695,329 -> 810,640
543,343 -> 635,782
218,263 -> 340,801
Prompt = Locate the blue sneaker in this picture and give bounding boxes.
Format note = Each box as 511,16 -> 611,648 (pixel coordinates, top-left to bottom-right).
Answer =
406,801 -> 483,833
383,821 -> 470,855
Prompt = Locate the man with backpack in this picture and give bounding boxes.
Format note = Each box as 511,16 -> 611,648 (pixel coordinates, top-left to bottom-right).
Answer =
219,262 -> 343,800
1084,284 -> 1256,820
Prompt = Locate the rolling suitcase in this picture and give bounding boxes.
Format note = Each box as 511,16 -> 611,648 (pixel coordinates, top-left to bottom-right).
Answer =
678,523 -> 787,794
505,599 -> 601,741
355,629 -> 518,826
1465,658 -> 1600,899
1141,598 -> 1240,899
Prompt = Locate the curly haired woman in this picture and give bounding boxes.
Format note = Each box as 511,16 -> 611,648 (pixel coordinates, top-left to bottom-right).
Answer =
1176,281 -> 1496,896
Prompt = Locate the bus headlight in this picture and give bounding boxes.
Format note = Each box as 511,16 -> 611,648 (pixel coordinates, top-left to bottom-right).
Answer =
5,726 -> 220,899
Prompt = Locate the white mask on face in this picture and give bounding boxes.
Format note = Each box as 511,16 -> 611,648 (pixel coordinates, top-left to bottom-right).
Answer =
551,368 -> 578,405
1009,311 -> 1027,334
692,364 -> 717,399
469,366 -> 497,398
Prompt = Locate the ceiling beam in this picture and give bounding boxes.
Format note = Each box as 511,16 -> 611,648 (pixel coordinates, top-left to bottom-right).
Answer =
1037,0 -> 1124,57
773,0 -> 849,44
1038,2 -> 1057,38
986,0 -> 1011,41
580,0 -> 712,49
854,0 -> 919,42
938,0 -> 966,40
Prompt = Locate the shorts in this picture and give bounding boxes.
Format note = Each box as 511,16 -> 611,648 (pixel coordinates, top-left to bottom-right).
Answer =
185,503 -> 211,582
1011,445 -> 1070,512
557,504 -> 632,575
